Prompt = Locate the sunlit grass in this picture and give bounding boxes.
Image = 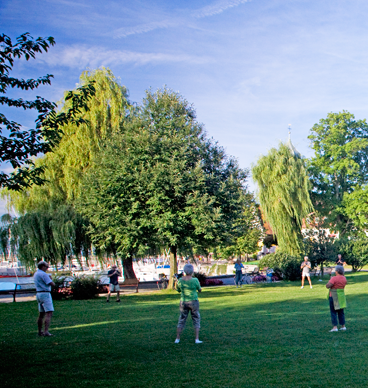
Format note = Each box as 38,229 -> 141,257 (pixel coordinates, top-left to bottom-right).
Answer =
1,273 -> 368,387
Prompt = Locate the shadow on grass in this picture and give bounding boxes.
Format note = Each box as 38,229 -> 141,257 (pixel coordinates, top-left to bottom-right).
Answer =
2,273 -> 368,388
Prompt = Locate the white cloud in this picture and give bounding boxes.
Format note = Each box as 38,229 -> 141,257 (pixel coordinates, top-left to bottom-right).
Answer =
38,45 -> 211,69
193,0 -> 251,19
112,0 -> 252,38
114,19 -> 181,38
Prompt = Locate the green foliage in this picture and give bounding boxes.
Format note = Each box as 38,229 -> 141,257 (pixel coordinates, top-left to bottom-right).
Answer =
252,142 -> 313,255
342,185 -> 368,231
11,205 -> 90,267
0,33 -> 95,190
70,275 -> 99,300
259,251 -> 302,281
337,236 -> 368,272
79,87 -> 251,287
3,68 -> 128,213
308,111 -> 368,235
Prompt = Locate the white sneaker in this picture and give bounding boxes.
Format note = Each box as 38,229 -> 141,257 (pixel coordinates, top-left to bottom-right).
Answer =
329,328 -> 338,332
195,339 -> 203,344
339,327 -> 347,331
301,286 -> 304,289
174,339 -> 180,343
310,286 -> 313,289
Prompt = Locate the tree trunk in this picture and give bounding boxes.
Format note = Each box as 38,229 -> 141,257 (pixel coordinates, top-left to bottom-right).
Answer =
122,255 -> 138,284
168,246 -> 178,289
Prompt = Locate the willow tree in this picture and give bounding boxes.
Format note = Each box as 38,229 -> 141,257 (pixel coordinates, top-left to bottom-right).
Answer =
11,205 -> 91,268
252,141 -> 313,255
3,68 -> 130,267
4,67 -> 130,213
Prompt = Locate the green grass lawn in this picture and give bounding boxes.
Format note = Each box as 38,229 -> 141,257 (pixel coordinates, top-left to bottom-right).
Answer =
1,273 -> 368,388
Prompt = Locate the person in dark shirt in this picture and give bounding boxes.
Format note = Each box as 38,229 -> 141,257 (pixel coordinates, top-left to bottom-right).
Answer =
107,265 -> 121,303
335,254 -> 346,267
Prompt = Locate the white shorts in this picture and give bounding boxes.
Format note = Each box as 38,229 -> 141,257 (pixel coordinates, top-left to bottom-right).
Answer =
302,272 -> 310,277
36,292 -> 54,312
109,284 -> 120,292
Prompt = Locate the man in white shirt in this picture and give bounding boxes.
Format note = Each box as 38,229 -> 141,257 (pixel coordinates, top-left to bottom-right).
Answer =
34,261 -> 55,336
300,256 -> 313,289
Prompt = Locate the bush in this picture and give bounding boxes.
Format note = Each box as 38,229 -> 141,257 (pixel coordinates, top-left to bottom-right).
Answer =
70,275 -> 99,300
260,252 -> 302,281
204,279 -> 223,286
51,276 -> 72,300
338,237 -> 368,272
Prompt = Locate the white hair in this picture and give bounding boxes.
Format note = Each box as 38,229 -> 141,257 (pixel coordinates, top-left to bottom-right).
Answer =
183,264 -> 194,275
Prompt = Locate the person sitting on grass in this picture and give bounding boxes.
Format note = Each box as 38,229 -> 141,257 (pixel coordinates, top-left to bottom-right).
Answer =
326,265 -> 347,332
174,264 -> 202,344
300,256 -> 312,289
107,265 -> 121,303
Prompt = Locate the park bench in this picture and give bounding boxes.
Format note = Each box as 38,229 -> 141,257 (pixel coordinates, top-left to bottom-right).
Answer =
0,282 -> 22,302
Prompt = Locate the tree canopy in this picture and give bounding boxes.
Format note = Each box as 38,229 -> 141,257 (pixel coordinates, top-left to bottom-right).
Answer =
79,88 -> 255,286
308,111 -> 368,234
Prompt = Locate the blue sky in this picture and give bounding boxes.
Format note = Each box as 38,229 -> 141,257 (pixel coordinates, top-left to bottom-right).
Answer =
2,0 -> 368,213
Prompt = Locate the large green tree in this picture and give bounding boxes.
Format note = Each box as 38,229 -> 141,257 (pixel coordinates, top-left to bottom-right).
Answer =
80,88 -> 251,287
308,111 -> 368,234
252,141 -> 313,255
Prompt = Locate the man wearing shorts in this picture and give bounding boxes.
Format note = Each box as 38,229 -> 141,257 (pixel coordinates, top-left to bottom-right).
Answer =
301,256 -> 313,289
107,265 -> 121,302
34,261 -> 55,337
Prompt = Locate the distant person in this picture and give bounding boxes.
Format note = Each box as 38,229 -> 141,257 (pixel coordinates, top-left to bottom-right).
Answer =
326,265 -> 347,332
234,258 -> 244,287
300,256 -> 312,289
34,261 -> 55,337
174,264 -> 202,344
336,254 -> 346,267
106,265 -> 121,303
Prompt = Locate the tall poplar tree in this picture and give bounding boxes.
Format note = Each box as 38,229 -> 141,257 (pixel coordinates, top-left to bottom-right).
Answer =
252,141 -> 313,255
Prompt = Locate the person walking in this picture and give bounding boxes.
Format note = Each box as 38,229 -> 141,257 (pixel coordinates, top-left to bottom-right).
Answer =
234,258 -> 244,287
174,264 -> 202,344
326,265 -> 347,332
34,261 -> 55,337
301,256 -> 312,289
106,265 -> 121,303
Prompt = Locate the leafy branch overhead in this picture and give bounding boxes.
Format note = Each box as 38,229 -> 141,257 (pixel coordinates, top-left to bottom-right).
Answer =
0,32 -> 95,190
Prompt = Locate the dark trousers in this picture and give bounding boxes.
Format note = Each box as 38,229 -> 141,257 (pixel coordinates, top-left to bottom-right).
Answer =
235,270 -> 243,286
329,296 -> 345,326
